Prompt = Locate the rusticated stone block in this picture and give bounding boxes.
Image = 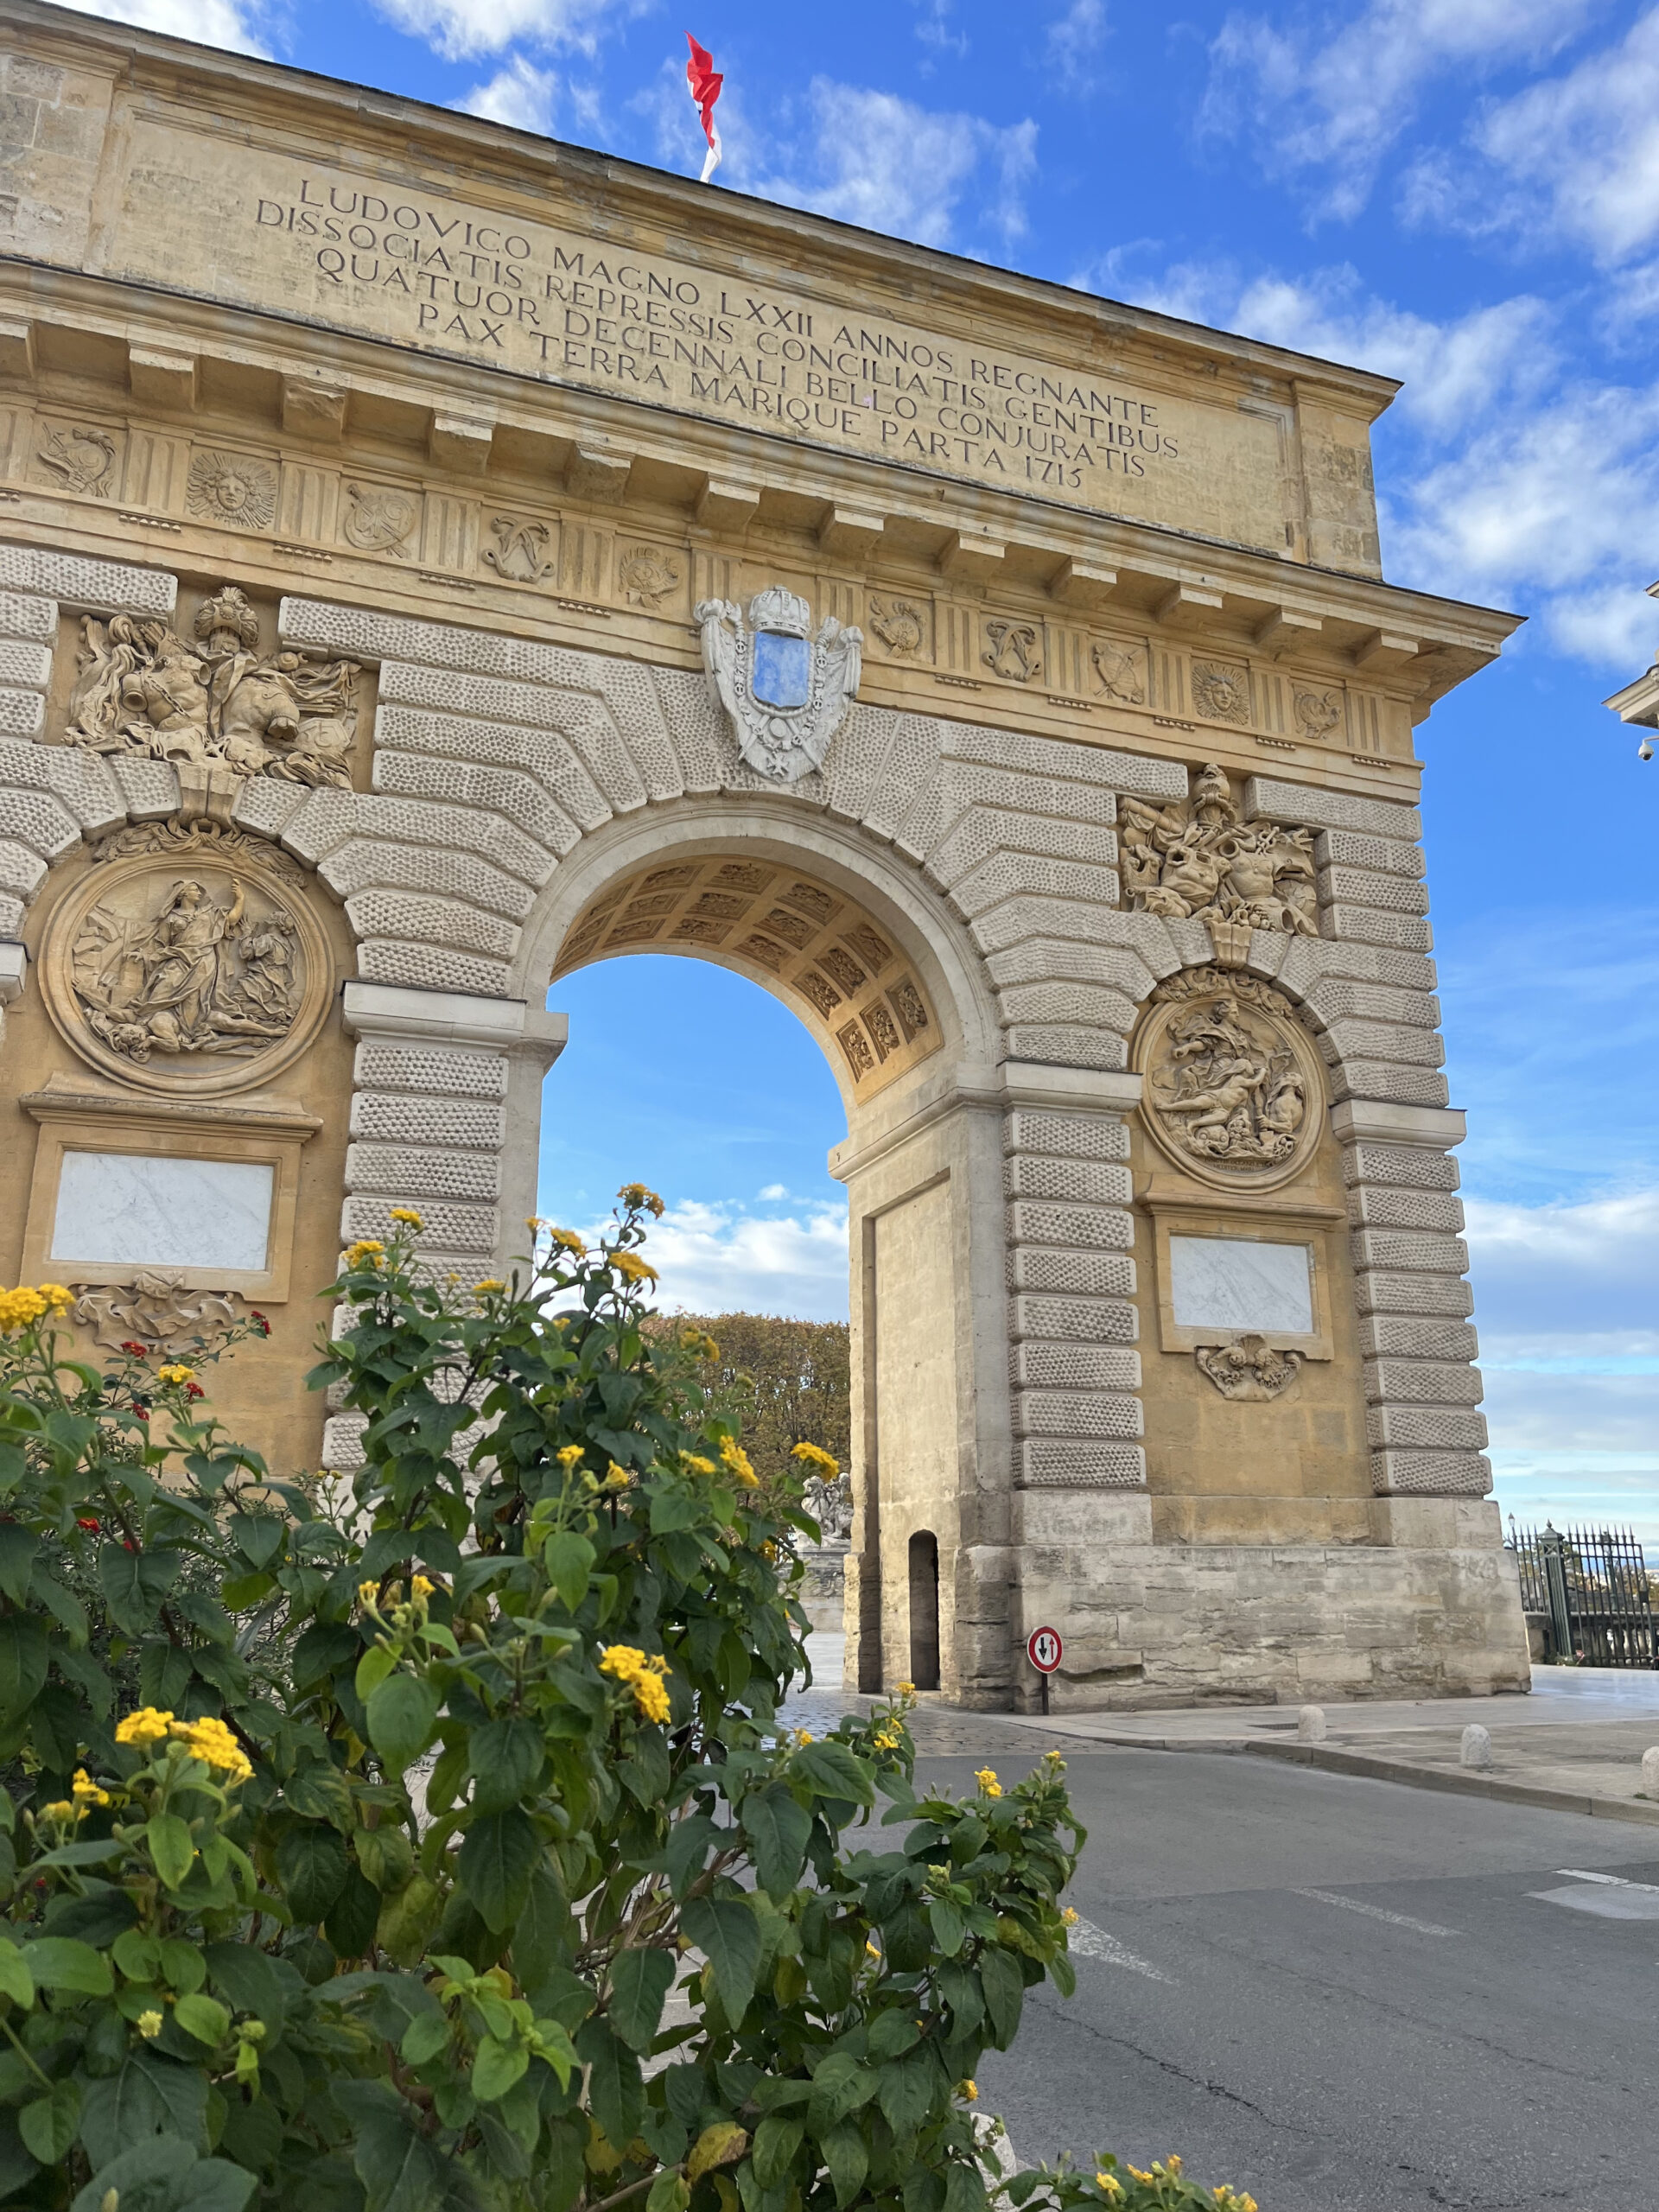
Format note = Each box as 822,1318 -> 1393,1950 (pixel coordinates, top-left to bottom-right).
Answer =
1371,1447 -> 1492,1497
1346,1186 -> 1464,1234
344,1141 -> 502,1201
1011,1342 -> 1141,1390
1357,1313 -> 1479,1362
1353,1271 -> 1474,1318
1007,1200 -> 1135,1250
1011,1293 -> 1139,1344
1012,1389 -> 1144,1439
1366,1402 -> 1489,1452
1005,1154 -> 1132,1204
1341,1141 -> 1460,1192
1017,1438 -> 1147,1487
1352,1228 -> 1469,1275
1005,1109 -> 1132,1165
354,1043 -> 507,1097
1362,1357 -> 1484,1406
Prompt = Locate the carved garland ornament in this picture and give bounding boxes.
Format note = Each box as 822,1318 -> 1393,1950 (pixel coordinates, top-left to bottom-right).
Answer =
72,1274 -> 251,1358
1195,1335 -> 1303,1401
64,584 -> 362,793
1136,967 -> 1325,1193
1119,763 -> 1320,938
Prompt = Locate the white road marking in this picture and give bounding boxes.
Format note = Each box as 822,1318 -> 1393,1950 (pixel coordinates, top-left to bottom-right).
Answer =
1556,1867 -> 1659,1893
1293,1887 -> 1460,1936
1067,1915 -> 1174,1982
1531,1884 -> 1659,1921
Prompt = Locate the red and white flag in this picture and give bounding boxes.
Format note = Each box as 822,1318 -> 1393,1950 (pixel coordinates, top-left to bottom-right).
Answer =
685,33 -> 723,183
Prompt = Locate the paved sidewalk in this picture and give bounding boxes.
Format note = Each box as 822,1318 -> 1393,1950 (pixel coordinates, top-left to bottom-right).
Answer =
779,1642 -> 1659,1823
999,1664 -> 1659,1824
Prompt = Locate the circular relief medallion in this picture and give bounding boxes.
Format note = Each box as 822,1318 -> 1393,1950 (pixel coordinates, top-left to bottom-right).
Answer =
1135,967 -> 1325,1193
42,846 -> 331,1097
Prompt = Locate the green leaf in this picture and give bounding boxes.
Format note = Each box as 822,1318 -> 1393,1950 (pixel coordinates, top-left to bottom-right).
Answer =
400,2011 -> 451,2067
70,2139 -> 197,2212
138,1640 -> 194,1715
365,1675 -> 439,1771
508,1859 -> 567,1991
541,2116 -> 586,2212
543,1530 -> 595,1612
325,1865 -> 382,1958
821,2119 -> 869,2209
0,1940 -> 34,2009
355,1645 -> 397,1700
977,1942 -> 1024,2049
147,1813 -> 196,1892
683,1897 -> 760,2026
357,1823 -> 415,1892
0,1526 -> 38,1607
607,1947 -> 674,2053
18,2079 -> 78,2164
944,2161 -> 988,2212
333,2079 -> 448,2212
876,2057 -> 934,2142
79,2050 -> 208,2168
575,2017 -> 642,2152
867,2011 -> 919,2061
468,1716 -> 545,1813
928,1900 -> 967,1958
686,2122 -> 748,2182
203,1942 -> 295,2035
458,1807 -> 538,1932
285,1760 -> 355,1834
742,1786 -> 811,1903
98,1545 -> 181,1637
751,2113 -> 804,2188
229,1512 -> 285,1567
646,2174 -> 690,2212
23,1936 -> 111,1995
0,1615 -> 48,1724
472,2035 -> 529,2103
175,1992 -> 231,2046
791,1739 -> 874,1807
276,1821 -> 349,1926
936,1961 -> 982,2035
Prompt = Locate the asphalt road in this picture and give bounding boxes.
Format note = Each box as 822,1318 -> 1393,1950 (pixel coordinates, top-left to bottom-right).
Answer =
911,1742 -> 1659,2212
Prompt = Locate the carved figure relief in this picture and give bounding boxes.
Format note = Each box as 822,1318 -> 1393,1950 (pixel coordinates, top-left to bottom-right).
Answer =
1294,686 -> 1343,742
343,481 -> 416,556
73,1274 -> 247,1357
616,546 -> 682,609
1136,967 -> 1324,1192
186,450 -> 277,531
1195,1334 -> 1303,1401
1092,639 -> 1147,705
1119,763 -> 1319,938
983,620 -> 1042,683
42,844 -> 331,1097
64,584 -> 360,791
38,425 -> 118,498
1191,659 -> 1251,725
696,586 -> 863,783
869,596 -> 925,657
483,516 -> 554,582
800,1469 -> 855,1541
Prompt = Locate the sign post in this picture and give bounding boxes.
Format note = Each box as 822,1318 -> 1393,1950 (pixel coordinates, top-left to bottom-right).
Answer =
1026,1624 -> 1063,1715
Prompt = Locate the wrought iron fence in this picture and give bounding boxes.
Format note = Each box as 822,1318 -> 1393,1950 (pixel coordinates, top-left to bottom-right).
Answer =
1510,1522 -> 1657,1668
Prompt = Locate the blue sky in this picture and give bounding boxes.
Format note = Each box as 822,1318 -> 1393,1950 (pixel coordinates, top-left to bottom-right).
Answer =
86,0 -> 1659,1536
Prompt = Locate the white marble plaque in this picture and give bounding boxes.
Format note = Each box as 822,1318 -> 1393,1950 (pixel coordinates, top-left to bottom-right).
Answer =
51,1153 -> 275,1273
1168,1235 -> 1313,1335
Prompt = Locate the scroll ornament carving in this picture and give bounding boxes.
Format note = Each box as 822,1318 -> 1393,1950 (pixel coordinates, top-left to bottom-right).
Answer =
1140,967 -> 1322,1188
72,1274 -> 251,1358
1120,762 -> 1319,938
696,587 -> 862,784
64,584 -> 361,791
983,620 -> 1042,683
343,481 -> 417,555
1195,1335 -> 1302,1401
483,517 -> 554,582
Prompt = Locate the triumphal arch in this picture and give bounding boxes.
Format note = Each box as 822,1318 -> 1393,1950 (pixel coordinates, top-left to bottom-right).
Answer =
0,2 -> 1529,1707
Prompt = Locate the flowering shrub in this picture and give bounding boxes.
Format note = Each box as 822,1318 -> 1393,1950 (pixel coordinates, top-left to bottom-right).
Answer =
0,1193 -> 1253,2212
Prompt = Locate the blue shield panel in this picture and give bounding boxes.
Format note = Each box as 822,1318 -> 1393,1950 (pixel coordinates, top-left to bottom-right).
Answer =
752,630 -> 811,709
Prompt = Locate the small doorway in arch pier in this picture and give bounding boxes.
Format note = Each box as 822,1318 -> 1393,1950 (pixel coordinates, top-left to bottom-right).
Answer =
908,1532 -> 941,1691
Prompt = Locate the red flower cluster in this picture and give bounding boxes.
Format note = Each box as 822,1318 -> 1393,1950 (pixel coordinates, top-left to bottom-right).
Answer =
185,1382 -> 205,1401
118,1341 -> 148,1357
130,1406 -> 149,1421
76,1517 -> 100,1533
251,1313 -> 271,1337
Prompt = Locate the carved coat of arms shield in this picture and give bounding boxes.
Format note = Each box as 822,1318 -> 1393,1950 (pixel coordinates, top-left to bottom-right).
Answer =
695,587 -> 863,783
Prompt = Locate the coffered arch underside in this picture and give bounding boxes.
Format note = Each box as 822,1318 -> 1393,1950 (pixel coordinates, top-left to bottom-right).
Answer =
0,550 -> 1487,1510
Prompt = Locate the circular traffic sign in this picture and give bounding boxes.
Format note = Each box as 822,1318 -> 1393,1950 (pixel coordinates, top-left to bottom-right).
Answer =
1027,1625 -> 1063,1675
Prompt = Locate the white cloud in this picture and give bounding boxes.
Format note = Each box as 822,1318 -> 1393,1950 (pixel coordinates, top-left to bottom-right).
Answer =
1077,253 -> 1659,669
459,54 -> 559,132
574,1198 -> 849,1321
745,80 -> 1039,250
1402,5 -> 1659,267
1047,0 -> 1107,77
371,0 -> 635,66
54,0 -> 269,54
912,0 -> 969,60
1201,0 -> 1597,219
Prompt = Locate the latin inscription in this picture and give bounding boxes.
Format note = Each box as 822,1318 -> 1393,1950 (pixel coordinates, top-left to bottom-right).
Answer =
100,125 -> 1295,548
254,178 -> 1170,497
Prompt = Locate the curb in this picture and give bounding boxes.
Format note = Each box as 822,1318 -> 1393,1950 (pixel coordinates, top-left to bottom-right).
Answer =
1015,1716 -> 1659,1827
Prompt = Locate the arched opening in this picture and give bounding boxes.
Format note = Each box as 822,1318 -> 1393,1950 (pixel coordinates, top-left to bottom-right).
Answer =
908,1531 -> 941,1692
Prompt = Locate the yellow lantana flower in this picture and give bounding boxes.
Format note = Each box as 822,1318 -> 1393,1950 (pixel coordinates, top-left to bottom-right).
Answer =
41,1800 -> 73,1822
974,1767 -> 1002,1799
791,1440 -> 840,1477
343,1240 -> 385,1269
556,1444 -> 585,1469
681,1452 -> 716,1475
156,1363 -> 194,1386
720,1437 -> 759,1487
473,1279 -> 505,1298
172,1715 -> 253,1784
388,1208 -> 423,1229
1095,2177 -> 1122,2202
72,1768 -> 111,1810
38,1284 -> 73,1313
115,1707 -> 175,1750
612,1250 -> 658,1287
137,2010 -> 163,2039
958,2080 -> 977,2103
598,1645 -> 673,1725
0,1287 -> 48,1334
618,1183 -> 665,1218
